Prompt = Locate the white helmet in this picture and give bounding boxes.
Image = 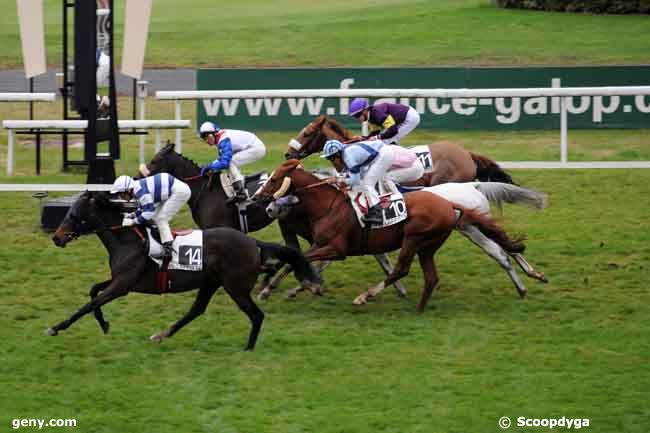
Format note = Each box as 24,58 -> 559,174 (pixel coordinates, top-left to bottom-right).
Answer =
110,175 -> 135,194
199,121 -> 220,138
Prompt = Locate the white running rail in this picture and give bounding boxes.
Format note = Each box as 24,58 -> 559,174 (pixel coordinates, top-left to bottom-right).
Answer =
157,86 -> 650,169
2,119 -> 191,176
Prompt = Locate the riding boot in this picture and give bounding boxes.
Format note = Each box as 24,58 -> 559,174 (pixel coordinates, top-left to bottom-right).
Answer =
227,180 -> 248,204
362,204 -> 384,226
162,241 -> 174,260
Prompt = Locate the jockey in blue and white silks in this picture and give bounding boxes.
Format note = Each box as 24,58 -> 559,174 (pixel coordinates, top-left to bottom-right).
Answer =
110,174 -> 191,258
321,139 -> 423,225
199,121 -> 267,203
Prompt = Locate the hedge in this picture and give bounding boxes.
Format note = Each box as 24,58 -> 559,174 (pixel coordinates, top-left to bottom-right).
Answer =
494,0 -> 650,13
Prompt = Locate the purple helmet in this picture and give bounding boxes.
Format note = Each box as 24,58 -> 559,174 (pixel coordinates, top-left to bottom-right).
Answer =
349,98 -> 369,117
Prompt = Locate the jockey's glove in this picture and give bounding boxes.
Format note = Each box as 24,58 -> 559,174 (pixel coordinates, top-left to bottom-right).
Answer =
122,216 -> 136,227
200,166 -> 214,177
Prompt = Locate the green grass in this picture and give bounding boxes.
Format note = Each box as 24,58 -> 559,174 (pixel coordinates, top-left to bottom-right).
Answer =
1,0 -> 649,68
1,98 -> 649,431
1,1 -> 650,431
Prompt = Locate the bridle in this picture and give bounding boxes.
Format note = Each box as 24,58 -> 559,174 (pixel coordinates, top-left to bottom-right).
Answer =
61,202 -> 144,243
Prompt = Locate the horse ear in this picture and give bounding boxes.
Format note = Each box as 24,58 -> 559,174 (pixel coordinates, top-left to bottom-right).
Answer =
164,141 -> 175,152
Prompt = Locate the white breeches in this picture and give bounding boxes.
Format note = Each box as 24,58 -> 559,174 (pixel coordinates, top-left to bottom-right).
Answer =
387,158 -> 425,185
152,181 -> 191,243
229,138 -> 266,182
382,107 -> 420,145
360,145 -> 395,207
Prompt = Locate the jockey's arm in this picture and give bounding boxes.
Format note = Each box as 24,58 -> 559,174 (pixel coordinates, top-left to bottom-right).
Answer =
378,115 -> 399,140
133,192 -> 156,224
205,137 -> 233,171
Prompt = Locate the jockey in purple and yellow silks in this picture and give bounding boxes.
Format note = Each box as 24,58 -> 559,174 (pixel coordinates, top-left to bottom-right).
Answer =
348,99 -> 420,145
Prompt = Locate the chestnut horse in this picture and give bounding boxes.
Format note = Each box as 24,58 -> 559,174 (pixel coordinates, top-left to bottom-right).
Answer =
285,115 -> 516,186
254,160 -> 529,311
49,191 -> 320,350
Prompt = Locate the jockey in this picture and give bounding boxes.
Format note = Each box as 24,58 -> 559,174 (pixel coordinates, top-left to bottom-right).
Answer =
110,174 -> 191,260
321,139 -> 396,226
199,121 -> 267,204
348,98 -> 420,145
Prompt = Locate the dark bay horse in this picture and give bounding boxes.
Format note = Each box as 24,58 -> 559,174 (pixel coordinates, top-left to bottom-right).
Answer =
137,142 -> 406,298
285,115 -> 516,185
255,160 -> 529,311
49,191 -> 319,350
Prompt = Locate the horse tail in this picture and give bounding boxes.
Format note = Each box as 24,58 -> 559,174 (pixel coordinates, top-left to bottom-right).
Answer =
255,241 -> 321,285
470,152 -> 517,185
456,207 -> 526,254
472,182 -> 548,211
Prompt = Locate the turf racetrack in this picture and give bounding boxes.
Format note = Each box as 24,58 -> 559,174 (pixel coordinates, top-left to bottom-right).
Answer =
1,126 -> 648,432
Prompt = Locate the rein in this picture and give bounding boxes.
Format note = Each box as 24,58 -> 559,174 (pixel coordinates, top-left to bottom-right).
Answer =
293,176 -> 338,193
286,175 -> 346,224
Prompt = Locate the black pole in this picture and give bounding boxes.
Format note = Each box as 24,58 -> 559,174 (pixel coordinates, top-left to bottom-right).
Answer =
62,0 -> 69,171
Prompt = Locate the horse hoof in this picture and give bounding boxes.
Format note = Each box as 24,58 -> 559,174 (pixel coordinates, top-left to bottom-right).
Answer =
286,291 -> 297,299
258,290 -> 270,300
539,274 -> 549,284
150,334 -> 164,344
101,322 -> 110,334
44,327 -> 57,336
353,295 -> 367,305
518,289 -> 528,299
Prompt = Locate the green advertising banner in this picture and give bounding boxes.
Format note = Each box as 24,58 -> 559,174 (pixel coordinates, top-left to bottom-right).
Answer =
196,67 -> 650,131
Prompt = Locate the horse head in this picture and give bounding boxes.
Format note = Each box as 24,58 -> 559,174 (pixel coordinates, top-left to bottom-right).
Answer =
52,191 -> 122,247
136,141 -> 201,179
285,116 -> 354,160
254,159 -> 303,204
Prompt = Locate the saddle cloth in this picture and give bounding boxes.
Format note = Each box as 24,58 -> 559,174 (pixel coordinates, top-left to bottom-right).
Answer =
148,228 -> 203,271
409,145 -> 433,173
348,181 -> 408,229
220,171 -> 269,200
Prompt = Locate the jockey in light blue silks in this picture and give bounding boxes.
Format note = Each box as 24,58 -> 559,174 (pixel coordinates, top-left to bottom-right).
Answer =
199,121 -> 267,203
111,174 -> 191,259
321,139 -> 424,225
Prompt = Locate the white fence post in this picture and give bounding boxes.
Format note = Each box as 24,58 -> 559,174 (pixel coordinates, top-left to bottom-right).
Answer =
175,100 -> 182,153
137,80 -> 148,165
560,96 -> 568,164
7,130 -> 14,176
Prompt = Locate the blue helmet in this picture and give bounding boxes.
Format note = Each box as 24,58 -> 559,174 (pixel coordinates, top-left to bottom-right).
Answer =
321,139 -> 344,159
349,98 -> 369,117
199,121 -> 220,138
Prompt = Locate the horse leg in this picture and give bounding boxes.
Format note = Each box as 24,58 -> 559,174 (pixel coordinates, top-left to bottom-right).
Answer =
416,247 -> 440,313
354,240 -> 418,305
373,254 -> 407,297
287,245 -> 341,298
46,282 -> 128,336
458,225 -> 528,298
150,286 -> 218,344
223,283 -> 265,351
89,280 -> 112,334
510,253 -> 549,283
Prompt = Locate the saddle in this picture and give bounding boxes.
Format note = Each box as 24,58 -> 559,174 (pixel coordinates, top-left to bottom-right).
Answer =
347,181 -> 408,229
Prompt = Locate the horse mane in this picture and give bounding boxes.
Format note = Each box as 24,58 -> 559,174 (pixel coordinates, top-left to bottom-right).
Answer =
161,143 -> 201,172
324,117 -> 353,140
